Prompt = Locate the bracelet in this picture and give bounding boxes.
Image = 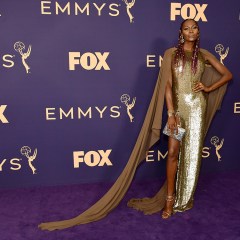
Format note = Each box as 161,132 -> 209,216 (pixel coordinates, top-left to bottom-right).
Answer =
167,109 -> 175,117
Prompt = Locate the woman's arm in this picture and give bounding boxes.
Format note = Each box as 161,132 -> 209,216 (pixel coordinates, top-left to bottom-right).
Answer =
165,77 -> 178,133
193,51 -> 233,93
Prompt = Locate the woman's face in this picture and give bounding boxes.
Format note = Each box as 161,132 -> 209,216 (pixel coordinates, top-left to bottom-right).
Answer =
180,20 -> 199,42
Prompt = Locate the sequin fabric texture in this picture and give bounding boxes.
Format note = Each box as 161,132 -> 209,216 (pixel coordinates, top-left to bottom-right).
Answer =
171,50 -> 207,212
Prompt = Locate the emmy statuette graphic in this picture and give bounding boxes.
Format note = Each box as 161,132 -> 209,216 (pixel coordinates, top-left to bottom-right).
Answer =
20,146 -> 37,174
215,44 -> 229,65
210,136 -> 224,161
120,94 -> 136,122
14,41 -> 31,73
122,0 -> 136,23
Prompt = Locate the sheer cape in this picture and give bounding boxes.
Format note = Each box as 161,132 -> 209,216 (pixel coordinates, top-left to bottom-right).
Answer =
38,47 -> 228,231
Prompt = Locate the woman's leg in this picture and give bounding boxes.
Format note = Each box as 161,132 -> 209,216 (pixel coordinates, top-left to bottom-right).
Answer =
166,136 -> 180,195
162,136 -> 180,218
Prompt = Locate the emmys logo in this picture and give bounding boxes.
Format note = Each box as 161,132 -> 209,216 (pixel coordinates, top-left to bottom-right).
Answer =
20,146 -> 38,174
210,136 -> 224,161
40,1 -> 136,23
170,3 -> 208,21
46,106 -> 121,120
41,1 -> 120,17
69,52 -> 110,71
122,0 -> 136,23
45,95 -> 137,121
146,54 -> 163,68
145,145 -> 226,163
73,150 -> 113,168
0,146 -> 37,174
0,105 -> 9,123
120,94 -> 136,122
215,44 -> 229,65
14,41 -> 31,73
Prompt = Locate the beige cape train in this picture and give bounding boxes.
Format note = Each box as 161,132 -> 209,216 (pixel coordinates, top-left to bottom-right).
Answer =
39,47 -> 228,231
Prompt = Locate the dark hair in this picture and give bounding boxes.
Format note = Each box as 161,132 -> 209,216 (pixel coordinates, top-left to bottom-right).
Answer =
174,18 -> 200,74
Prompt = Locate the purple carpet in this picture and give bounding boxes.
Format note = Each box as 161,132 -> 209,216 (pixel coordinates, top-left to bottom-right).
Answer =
0,171 -> 240,240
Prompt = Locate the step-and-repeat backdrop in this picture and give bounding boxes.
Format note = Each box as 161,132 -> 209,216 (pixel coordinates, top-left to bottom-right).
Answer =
0,0 -> 239,188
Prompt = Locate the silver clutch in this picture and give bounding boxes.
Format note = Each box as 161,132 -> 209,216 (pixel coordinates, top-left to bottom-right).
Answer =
162,124 -> 186,142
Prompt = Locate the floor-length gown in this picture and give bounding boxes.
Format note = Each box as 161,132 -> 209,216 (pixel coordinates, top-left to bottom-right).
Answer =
172,50 -> 207,212
38,48 -> 228,231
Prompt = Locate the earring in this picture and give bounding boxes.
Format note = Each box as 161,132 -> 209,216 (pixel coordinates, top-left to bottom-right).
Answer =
180,34 -> 185,43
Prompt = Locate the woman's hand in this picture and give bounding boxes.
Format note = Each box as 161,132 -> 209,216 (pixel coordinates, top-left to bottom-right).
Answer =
167,116 -> 178,135
193,82 -> 211,93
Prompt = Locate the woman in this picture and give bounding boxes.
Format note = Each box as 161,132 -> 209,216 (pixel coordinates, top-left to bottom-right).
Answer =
39,19 -> 232,230
161,18 -> 232,218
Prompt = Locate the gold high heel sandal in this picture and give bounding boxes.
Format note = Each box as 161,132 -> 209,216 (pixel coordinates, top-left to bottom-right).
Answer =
161,195 -> 175,219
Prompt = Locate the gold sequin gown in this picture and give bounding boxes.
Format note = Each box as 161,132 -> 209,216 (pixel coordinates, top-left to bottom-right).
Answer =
171,50 -> 207,212
39,48 -> 229,231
